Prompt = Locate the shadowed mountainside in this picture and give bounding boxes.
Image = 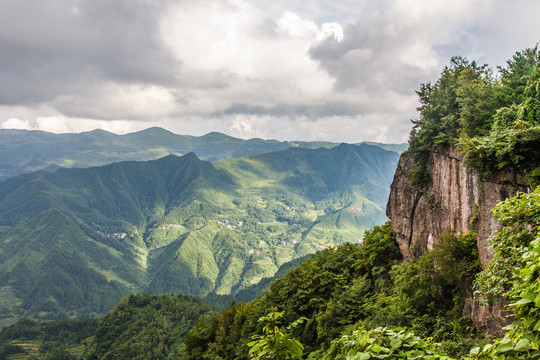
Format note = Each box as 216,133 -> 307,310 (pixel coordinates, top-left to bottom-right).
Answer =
0,143 -> 399,325
0,127 -> 407,182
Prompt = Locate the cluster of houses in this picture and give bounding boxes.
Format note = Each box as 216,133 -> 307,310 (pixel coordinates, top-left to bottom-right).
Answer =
96,230 -> 129,239
217,219 -> 244,228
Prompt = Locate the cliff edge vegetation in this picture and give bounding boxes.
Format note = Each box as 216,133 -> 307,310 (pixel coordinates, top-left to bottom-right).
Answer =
408,46 -> 540,187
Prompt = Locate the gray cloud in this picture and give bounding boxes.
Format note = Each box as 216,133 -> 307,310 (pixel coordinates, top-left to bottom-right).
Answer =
215,100 -> 374,118
0,0 -> 177,106
1,0 -> 540,142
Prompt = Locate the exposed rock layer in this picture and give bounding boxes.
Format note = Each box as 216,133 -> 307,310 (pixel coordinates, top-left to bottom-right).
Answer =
386,146 -> 528,336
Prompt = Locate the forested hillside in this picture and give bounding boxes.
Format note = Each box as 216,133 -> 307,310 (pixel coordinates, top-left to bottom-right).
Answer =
0,143 -> 398,325
1,45 -> 538,360
0,294 -> 212,359
0,318 -> 98,359
182,222 -> 482,359
0,127 -> 407,182
181,45 -> 540,360
2,186 -> 539,359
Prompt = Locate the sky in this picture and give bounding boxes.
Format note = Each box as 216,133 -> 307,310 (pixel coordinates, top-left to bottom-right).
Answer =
0,0 -> 539,144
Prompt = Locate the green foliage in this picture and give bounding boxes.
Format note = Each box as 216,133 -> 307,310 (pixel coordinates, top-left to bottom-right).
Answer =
474,188 -> 540,303
190,221 -> 482,360
0,317 -> 98,359
359,222 -> 403,275
497,45 -> 540,106
408,56 -> 495,186
247,311 -> 307,359
0,144 -> 399,323
323,327 -> 453,360
468,188 -> 540,360
407,46 -> 540,187
202,256 -> 310,309
185,221 -> 484,359
84,293 -> 213,360
352,230 -> 483,358
430,230 -> 482,288
44,347 -> 78,360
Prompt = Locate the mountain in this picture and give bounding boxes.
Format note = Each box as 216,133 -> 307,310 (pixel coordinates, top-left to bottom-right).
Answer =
0,127 -> 406,182
0,317 -> 98,359
84,293 -> 213,359
0,144 -> 399,325
0,294 -> 212,359
201,254 -> 310,309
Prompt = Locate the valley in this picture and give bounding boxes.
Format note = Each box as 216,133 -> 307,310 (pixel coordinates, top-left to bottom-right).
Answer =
0,142 -> 399,325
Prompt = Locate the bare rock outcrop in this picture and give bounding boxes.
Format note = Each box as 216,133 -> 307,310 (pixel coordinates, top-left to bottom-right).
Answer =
386,146 -> 528,336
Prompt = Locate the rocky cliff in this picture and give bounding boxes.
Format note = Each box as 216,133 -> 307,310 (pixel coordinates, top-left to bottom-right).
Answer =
386,146 -> 529,337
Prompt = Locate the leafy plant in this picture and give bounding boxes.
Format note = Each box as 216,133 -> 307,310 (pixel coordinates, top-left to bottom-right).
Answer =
248,311 -> 307,359
323,327 -> 453,360
474,188 -> 540,304
467,188 -> 540,360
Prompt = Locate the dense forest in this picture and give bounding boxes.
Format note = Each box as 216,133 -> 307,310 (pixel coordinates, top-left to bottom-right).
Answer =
408,46 -> 540,187
1,46 -> 540,359
0,143 -> 398,324
182,221 -> 482,359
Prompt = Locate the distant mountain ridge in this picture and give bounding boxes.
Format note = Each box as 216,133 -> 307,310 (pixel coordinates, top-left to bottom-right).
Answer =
0,143 -> 399,325
0,127 -> 407,182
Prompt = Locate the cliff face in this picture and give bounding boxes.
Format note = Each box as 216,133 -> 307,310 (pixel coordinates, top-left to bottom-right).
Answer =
386,146 -> 528,336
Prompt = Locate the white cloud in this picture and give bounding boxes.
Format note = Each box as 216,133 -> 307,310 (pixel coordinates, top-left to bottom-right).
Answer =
277,12 -> 319,38
1,117 -> 33,130
1,0 -> 540,143
35,116 -> 151,134
159,0 -> 338,114
52,83 -> 178,120
319,23 -> 344,42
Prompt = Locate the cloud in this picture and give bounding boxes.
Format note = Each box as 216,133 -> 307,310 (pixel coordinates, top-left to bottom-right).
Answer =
310,0 -> 486,95
159,0 -> 340,115
0,0 -> 176,108
1,117 -> 32,130
52,83 -> 178,120
1,0 -> 540,142
34,116 -> 148,134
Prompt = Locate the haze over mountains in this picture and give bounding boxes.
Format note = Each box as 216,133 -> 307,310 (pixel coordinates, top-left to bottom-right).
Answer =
0,134 -> 400,325
0,127 -> 407,182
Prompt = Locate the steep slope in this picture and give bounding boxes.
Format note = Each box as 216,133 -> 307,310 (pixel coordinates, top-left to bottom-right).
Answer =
387,146 -> 529,265
386,146 -> 529,336
85,293 -> 213,359
0,127 -> 406,182
0,209 -> 135,326
0,145 -> 399,324
384,46 -> 540,338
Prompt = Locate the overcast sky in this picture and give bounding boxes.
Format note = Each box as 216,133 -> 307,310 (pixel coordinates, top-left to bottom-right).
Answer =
1,0 -> 539,143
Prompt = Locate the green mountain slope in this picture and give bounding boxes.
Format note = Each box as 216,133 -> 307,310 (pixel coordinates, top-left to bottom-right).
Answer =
0,293 -> 212,359
0,127 -> 406,182
0,317 -> 98,359
85,293 -> 213,359
0,144 -> 399,324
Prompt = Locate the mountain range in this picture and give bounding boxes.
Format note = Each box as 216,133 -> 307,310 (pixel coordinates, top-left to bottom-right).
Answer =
0,127 -> 407,182
0,142 -> 400,326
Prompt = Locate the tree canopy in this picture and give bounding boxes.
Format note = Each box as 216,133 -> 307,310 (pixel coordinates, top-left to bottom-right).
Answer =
408,46 -> 540,187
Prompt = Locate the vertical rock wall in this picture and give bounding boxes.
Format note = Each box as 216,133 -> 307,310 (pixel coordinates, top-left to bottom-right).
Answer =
386,146 -> 528,336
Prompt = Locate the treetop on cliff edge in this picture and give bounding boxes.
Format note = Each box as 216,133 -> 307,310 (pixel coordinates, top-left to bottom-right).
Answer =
408,45 -> 540,187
